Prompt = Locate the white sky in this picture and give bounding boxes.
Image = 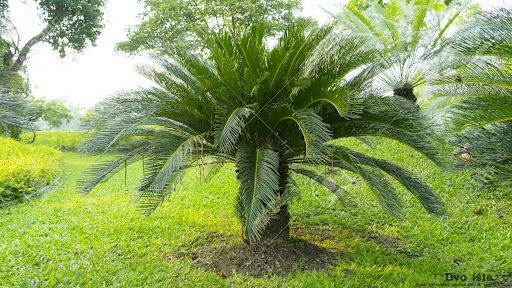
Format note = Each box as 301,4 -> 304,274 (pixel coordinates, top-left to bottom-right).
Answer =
9,0 -> 339,108
8,0 -> 504,108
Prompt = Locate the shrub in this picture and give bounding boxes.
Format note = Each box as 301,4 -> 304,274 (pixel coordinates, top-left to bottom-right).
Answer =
0,137 -> 62,203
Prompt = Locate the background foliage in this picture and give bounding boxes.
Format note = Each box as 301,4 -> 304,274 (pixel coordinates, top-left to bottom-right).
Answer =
116,0 -> 302,55
0,137 -> 62,203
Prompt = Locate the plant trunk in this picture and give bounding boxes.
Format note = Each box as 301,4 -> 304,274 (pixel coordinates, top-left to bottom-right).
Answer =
10,16 -> 61,73
258,203 -> 290,243
257,161 -> 291,243
393,83 -> 417,103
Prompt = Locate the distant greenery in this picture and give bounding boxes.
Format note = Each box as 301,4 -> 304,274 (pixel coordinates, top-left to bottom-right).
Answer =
116,0 -> 302,55
0,141 -> 510,286
0,137 -> 62,204
32,98 -> 74,130
21,131 -> 85,151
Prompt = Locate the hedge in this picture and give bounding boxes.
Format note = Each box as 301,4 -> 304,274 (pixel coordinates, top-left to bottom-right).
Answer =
0,137 -> 62,203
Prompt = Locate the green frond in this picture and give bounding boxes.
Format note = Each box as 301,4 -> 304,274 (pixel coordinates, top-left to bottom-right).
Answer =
290,168 -> 349,202
79,145 -> 154,194
213,105 -> 255,153
204,162 -> 226,183
277,109 -> 333,163
452,123 -> 512,190
0,92 -> 35,132
332,146 -> 445,215
431,0 -> 473,47
355,164 -> 403,217
234,146 -> 282,243
330,95 -> 442,165
447,93 -> 512,132
137,134 -> 203,194
138,169 -> 186,216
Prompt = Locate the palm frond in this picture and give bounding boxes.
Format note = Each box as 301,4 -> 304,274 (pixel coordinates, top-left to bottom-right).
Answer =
0,92 -> 35,132
79,145 -> 155,193
447,93 -> 512,132
290,167 -> 349,202
204,162 -> 226,183
234,146 -> 283,243
332,146 -> 445,215
213,105 -> 255,153
282,109 -> 333,163
136,134 -> 205,213
138,169 -> 186,215
354,163 -> 403,217
330,95 -> 442,164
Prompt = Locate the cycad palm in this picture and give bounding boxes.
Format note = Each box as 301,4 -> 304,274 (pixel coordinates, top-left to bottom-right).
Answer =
332,0 -> 474,105
437,7 -> 512,189
80,20 -> 445,244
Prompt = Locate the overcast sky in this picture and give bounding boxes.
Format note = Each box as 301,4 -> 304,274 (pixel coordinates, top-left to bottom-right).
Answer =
9,0 -> 338,108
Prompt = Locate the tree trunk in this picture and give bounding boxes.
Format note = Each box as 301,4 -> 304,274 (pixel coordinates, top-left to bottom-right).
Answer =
393,83 -> 417,103
10,16 -> 61,73
258,203 -> 290,243
256,161 -> 291,243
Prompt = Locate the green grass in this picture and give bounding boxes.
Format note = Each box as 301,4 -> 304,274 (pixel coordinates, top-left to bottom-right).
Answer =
1,138 -> 511,287
21,131 -> 86,152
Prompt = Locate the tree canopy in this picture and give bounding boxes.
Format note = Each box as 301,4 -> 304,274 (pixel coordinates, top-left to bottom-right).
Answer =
116,0 -> 302,55
2,0 -> 106,73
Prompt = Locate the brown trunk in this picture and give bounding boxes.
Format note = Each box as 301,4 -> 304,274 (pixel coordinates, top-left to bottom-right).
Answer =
258,204 -> 290,243
10,16 -> 61,72
393,83 -> 417,103
257,161 -> 291,243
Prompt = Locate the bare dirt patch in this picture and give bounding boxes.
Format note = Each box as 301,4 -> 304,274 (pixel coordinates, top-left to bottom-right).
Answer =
173,233 -> 344,278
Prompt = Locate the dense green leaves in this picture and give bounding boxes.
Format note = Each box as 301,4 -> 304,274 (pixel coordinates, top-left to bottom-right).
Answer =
36,0 -> 106,58
0,137 -> 62,204
439,7 -> 512,190
82,20 -> 445,243
116,0 -> 301,55
235,146 -> 283,243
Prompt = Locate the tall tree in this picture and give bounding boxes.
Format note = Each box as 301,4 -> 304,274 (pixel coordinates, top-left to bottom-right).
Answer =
2,0 -> 106,73
80,20 -> 445,244
116,0 -> 302,55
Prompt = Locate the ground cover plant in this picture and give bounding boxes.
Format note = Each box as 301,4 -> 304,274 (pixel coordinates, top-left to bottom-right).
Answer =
0,137 -> 62,204
1,139 -> 511,287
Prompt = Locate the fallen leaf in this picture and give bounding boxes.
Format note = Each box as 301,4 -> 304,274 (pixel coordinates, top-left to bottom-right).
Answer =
216,269 -> 228,279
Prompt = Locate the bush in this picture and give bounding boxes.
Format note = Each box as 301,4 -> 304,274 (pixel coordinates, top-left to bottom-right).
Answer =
0,137 -> 62,203
21,131 -> 85,151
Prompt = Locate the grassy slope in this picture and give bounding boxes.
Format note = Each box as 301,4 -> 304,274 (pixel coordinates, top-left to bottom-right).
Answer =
1,138 -> 511,287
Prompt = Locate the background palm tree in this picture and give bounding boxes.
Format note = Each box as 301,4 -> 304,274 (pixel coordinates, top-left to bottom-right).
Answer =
80,20 -> 445,244
331,0 -> 475,106
435,7 -> 512,190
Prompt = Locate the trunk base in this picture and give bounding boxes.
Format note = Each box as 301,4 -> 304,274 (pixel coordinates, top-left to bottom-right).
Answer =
258,204 -> 290,244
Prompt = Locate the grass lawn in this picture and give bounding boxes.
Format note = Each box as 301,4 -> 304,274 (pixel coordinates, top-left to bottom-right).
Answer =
1,137 -> 511,287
